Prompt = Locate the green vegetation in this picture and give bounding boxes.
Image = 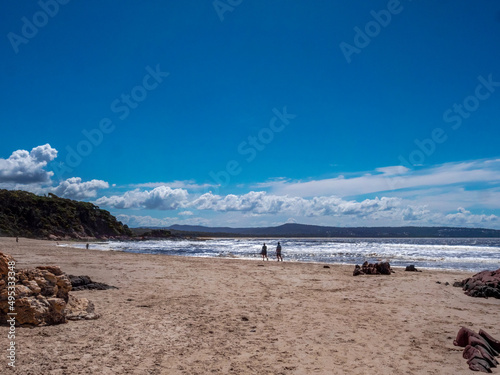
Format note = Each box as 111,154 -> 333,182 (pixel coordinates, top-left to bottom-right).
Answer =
0,190 -> 132,239
139,229 -> 172,238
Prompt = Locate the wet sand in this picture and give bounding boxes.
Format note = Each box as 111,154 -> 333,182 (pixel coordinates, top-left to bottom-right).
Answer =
1,237 -> 499,374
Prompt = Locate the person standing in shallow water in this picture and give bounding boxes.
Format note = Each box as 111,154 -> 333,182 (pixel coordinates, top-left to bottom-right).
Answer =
276,242 -> 283,261
261,243 -> 268,261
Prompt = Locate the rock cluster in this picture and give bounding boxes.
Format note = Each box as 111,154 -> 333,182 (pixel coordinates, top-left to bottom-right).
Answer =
453,269 -> 500,299
353,261 -> 393,276
454,327 -> 500,372
69,275 -> 117,291
0,252 -> 99,326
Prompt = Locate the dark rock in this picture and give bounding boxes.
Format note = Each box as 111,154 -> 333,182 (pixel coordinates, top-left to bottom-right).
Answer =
352,261 -> 393,276
405,265 -> 422,272
68,275 -> 118,291
323,265 -> 330,269
455,268 -> 500,299
353,264 -> 362,276
454,327 -> 500,372
480,329 -> 500,353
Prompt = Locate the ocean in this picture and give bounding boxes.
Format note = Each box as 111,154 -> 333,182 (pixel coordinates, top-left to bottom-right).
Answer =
62,237 -> 500,273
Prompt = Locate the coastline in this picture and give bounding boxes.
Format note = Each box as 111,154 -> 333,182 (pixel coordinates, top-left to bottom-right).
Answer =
1,237 -> 499,374
58,236 -> 500,273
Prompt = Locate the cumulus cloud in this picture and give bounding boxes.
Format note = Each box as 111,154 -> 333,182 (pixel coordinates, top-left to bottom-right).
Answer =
0,144 -> 57,184
444,207 -> 499,226
115,214 -> 176,228
190,191 -> 402,218
52,177 -> 109,199
96,186 -> 189,210
116,214 -> 209,228
401,206 -> 431,221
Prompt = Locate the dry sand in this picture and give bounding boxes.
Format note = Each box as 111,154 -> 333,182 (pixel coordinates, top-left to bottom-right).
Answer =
1,237 -> 499,375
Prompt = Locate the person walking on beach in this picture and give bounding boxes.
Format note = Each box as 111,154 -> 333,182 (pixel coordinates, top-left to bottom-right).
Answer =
261,243 -> 268,261
276,242 -> 283,261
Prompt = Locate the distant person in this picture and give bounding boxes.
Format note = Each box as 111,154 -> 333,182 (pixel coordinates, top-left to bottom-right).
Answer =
261,243 -> 268,261
16,236 -> 18,243
276,242 -> 283,261
86,243 -> 89,250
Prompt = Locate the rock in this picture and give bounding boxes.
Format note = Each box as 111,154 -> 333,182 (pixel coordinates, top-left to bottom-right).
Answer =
65,295 -> 100,320
454,327 -> 500,372
353,261 -> 393,276
68,275 -> 117,291
480,329 -> 500,353
405,265 -> 421,272
0,251 -> 99,326
454,268 -> 500,299
353,265 -> 362,276
0,252 -> 15,276
36,265 -> 64,276
323,265 -> 330,269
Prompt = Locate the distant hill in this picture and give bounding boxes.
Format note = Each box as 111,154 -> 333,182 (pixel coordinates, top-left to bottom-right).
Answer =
167,223 -> 500,238
0,190 -> 132,239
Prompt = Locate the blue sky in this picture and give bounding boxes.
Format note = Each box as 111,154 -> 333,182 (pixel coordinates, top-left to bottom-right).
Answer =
1,0 -> 500,229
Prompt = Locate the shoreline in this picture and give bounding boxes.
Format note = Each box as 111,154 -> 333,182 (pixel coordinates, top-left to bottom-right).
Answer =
1,237 -> 499,374
57,237 -> 498,274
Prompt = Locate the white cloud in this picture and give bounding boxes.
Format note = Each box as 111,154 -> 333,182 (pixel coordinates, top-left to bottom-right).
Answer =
128,180 -> 215,190
392,187 -> 500,213
116,214 -> 209,228
375,166 -> 410,176
116,214 -> 175,228
190,191 -> 402,218
444,207 -> 499,226
100,184 -> 500,229
0,144 -> 57,184
96,186 -> 189,210
401,205 -> 431,221
52,177 -> 109,199
268,159 -> 500,198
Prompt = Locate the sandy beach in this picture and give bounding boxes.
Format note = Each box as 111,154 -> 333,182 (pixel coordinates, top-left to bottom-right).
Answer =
1,237 -> 499,375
